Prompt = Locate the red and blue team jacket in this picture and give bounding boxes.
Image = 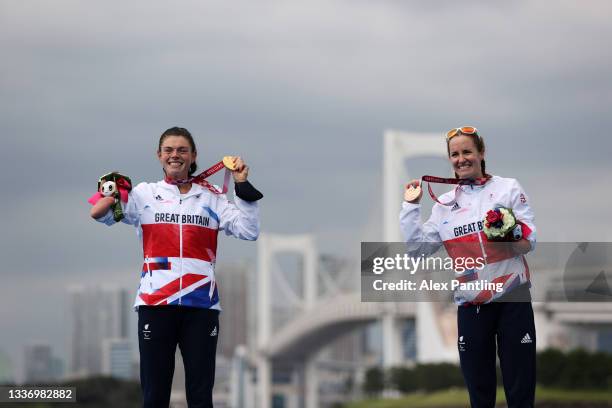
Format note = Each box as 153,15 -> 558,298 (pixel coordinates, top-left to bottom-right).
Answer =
95,180 -> 260,310
400,175 -> 536,305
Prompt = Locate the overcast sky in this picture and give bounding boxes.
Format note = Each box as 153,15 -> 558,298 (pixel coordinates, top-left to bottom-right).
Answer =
1,0 -> 612,382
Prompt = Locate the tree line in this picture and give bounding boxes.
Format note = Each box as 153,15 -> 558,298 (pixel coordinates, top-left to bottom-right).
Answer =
363,348 -> 612,395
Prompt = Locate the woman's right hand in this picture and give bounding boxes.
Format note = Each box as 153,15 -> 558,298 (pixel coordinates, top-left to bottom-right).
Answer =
90,196 -> 115,219
404,179 -> 423,204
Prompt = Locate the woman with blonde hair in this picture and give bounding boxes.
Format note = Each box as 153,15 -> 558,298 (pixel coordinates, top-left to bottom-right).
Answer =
400,126 -> 536,408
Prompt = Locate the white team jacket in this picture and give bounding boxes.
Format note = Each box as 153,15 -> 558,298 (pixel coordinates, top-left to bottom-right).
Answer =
96,180 -> 260,310
399,175 -> 536,305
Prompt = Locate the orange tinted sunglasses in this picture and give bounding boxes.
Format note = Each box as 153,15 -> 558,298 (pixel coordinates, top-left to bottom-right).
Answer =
446,126 -> 478,140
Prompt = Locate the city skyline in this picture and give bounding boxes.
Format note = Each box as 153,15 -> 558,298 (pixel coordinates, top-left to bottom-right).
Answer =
69,286 -> 131,378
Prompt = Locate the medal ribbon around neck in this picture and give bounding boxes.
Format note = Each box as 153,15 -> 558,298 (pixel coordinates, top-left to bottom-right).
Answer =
421,174 -> 491,206
165,156 -> 236,194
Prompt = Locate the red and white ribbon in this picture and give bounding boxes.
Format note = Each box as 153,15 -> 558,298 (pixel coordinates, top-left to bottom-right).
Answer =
422,174 -> 491,206
165,160 -> 232,195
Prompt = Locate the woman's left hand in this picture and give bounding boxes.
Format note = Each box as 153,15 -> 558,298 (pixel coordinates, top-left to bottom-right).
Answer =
232,156 -> 249,182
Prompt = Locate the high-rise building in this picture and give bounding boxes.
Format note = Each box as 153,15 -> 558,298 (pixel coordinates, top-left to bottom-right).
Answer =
24,343 -> 53,384
68,286 -> 132,377
101,338 -> 133,380
216,262 -> 249,358
0,348 -> 14,385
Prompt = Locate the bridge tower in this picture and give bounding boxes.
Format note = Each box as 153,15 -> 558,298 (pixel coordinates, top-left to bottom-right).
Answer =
256,233 -> 318,408
382,130 -> 456,364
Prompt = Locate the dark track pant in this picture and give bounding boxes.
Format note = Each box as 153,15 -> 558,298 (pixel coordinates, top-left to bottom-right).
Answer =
138,306 -> 219,408
457,297 -> 536,408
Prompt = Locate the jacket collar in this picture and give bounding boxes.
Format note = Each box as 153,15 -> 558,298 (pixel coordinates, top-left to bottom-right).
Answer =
157,179 -> 205,198
458,174 -> 495,193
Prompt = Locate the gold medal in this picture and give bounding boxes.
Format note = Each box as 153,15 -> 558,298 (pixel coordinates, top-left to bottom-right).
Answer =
222,156 -> 237,171
404,185 -> 422,202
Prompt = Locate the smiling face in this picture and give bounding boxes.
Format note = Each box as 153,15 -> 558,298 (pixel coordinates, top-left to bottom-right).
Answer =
158,135 -> 197,180
448,135 -> 485,179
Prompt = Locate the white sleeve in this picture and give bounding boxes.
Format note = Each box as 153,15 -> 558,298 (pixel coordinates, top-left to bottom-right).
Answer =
509,179 -> 536,251
399,201 -> 443,256
217,195 -> 260,241
93,183 -> 143,227
94,207 -> 116,226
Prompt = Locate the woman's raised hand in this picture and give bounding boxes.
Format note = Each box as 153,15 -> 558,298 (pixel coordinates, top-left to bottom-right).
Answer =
404,179 -> 423,204
232,156 -> 249,183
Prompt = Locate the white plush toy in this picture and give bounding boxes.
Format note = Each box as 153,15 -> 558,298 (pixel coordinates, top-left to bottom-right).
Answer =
101,180 -> 117,197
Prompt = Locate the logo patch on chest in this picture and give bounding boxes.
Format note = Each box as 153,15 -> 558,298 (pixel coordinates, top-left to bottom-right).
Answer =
154,194 -> 173,204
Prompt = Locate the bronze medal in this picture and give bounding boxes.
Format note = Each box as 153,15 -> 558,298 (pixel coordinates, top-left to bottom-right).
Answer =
404,185 -> 421,202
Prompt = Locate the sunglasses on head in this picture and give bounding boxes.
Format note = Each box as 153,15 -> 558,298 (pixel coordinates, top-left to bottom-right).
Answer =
446,126 -> 478,140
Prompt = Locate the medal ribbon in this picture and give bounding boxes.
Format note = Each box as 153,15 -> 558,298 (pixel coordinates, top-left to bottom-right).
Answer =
422,174 -> 491,206
165,160 -> 232,195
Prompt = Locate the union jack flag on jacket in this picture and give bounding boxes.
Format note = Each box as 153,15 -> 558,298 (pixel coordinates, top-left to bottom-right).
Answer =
95,180 -> 260,310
